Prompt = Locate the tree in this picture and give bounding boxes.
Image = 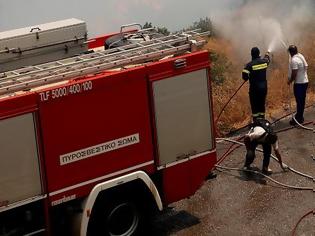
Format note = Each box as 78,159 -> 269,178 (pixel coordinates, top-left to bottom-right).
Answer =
143,22 -> 153,29
156,27 -> 170,36
187,17 -> 215,36
142,22 -> 170,36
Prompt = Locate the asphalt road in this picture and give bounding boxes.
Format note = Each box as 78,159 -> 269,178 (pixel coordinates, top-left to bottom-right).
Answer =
151,107 -> 315,236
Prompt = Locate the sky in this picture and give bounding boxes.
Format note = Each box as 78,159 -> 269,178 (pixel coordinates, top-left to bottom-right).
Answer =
0,0 -> 243,37
0,0 -> 313,57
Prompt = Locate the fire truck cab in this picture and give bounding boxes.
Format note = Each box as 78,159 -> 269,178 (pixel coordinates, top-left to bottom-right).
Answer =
0,19 -> 216,236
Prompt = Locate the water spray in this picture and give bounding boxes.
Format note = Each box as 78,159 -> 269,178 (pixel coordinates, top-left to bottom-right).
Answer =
267,37 -> 277,53
258,16 -> 267,49
264,19 -> 290,54
267,35 -> 288,53
280,39 -> 288,49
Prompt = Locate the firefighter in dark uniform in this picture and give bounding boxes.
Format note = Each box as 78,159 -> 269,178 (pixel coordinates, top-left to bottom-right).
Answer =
242,47 -> 271,121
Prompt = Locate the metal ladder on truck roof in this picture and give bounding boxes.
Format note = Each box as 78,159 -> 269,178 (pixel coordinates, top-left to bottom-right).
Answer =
0,29 -> 209,97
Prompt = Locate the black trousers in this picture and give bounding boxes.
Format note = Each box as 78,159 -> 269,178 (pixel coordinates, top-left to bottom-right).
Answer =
249,88 -> 267,120
244,141 -> 271,170
294,83 -> 308,123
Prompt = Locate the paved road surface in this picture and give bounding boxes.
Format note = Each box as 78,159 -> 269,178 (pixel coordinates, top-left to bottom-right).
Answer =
151,107 -> 315,236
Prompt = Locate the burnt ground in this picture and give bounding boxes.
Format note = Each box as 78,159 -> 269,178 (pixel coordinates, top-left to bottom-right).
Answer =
151,106 -> 315,236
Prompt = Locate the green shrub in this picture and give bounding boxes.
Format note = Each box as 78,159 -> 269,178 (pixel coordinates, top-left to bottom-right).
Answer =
209,52 -> 232,85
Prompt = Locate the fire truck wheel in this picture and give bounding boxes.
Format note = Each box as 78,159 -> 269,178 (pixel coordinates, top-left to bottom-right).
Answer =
88,197 -> 147,236
106,201 -> 140,236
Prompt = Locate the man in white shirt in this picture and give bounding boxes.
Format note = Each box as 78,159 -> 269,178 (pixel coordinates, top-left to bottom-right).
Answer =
287,45 -> 309,125
243,119 -> 286,175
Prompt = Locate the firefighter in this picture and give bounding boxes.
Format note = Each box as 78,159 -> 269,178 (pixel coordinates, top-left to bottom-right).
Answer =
243,118 -> 287,175
287,45 -> 309,125
242,47 -> 271,121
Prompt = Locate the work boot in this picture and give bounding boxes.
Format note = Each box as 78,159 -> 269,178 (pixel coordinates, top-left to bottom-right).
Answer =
262,167 -> 272,175
290,117 -> 304,126
289,119 -> 297,126
243,166 -> 253,172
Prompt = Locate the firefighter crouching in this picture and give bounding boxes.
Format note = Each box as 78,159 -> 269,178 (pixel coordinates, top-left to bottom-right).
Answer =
242,47 -> 271,121
243,118 -> 288,175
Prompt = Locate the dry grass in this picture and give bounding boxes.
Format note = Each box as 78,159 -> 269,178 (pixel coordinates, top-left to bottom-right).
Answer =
205,35 -> 315,134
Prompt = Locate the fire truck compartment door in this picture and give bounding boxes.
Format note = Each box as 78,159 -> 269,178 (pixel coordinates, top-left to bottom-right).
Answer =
152,69 -> 212,166
0,113 -> 42,205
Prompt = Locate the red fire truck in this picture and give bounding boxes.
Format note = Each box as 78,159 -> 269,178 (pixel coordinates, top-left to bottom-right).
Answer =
0,19 -> 216,235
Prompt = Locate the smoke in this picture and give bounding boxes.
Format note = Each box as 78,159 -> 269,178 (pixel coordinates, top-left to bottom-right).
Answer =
0,0 -> 314,44
116,0 -> 162,15
211,0 -> 315,58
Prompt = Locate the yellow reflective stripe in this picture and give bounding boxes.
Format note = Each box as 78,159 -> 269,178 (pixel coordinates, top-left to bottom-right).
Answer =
242,69 -> 250,74
252,113 -> 265,117
252,63 -> 268,71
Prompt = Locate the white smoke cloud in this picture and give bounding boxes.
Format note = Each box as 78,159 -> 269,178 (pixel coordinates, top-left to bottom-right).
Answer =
115,0 -> 162,15
136,0 -> 162,11
0,0 -> 313,44
211,0 -> 315,57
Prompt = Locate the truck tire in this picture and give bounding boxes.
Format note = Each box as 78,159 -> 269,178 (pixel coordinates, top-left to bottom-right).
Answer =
87,195 -> 147,236
104,35 -> 127,49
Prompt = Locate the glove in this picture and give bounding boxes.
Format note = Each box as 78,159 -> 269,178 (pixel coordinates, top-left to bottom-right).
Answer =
281,163 -> 289,171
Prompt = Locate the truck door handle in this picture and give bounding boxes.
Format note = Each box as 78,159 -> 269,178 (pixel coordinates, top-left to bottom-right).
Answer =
176,153 -> 188,160
187,150 -> 197,156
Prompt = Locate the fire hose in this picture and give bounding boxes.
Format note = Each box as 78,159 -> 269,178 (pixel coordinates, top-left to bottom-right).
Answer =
215,136 -> 315,235
216,164 -> 315,235
291,209 -> 315,236
215,76 -> 315,166
292,115 -> 315,132
216,137 -> 315,181
215,80 -> 247,127
215,165 -> 314,191
216,118 -> 314,167
287,83 -> 315,132
214,69 -> 315,236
